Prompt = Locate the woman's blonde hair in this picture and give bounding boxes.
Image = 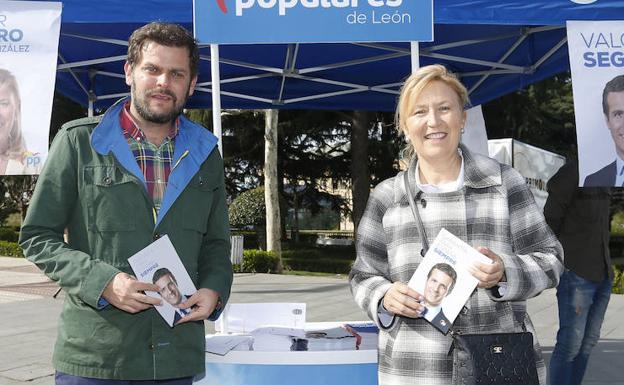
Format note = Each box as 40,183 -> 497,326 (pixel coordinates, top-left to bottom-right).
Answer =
395,64 -> 469,162
0,69 -> 26,159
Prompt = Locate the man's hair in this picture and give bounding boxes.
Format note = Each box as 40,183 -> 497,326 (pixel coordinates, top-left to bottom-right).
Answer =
127,22 -> 199,77
427,263 -> 457,294
152,267 -> 176,284
602,74 -> 624,116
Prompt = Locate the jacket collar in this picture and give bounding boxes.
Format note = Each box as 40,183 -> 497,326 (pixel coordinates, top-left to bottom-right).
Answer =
90,97 -> 219,228
460,144 -> 502,189
403,144 -> 502,196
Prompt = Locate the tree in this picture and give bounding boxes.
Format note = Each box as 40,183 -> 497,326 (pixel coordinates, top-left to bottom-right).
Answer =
264,109 -> 283,273
228,186 -> 267,249
483,72 -> 576,159
228,186 -> 266,228
187,109 -> 265,198
1,175 -> 38,221
351,110 -> 371,234
278,110 -> 352,235
189,108 -> 400,236
0,179 -> 17,225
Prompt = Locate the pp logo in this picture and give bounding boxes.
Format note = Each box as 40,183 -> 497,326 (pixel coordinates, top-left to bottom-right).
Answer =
25,154 -> 41,168
217,0 -> 228,13
569,0 -> 597,4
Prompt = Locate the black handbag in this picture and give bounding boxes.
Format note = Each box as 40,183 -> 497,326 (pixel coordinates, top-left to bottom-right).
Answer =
403,169 -> 540,385
450,331 -> 539,385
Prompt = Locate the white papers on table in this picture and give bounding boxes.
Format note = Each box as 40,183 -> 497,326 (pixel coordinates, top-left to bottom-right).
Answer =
251,325 -> 305,352
205,334 -> 253,355
216,303 -> 306,333
304,324 -> 357,351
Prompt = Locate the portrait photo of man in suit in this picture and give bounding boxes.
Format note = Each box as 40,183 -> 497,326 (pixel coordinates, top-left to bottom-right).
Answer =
422,263 -> 457,334
584,74 -> 624,187
153,267 -> 191,324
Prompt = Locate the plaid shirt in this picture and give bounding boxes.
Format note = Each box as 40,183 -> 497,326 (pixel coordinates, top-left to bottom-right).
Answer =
120,103 -> 179,212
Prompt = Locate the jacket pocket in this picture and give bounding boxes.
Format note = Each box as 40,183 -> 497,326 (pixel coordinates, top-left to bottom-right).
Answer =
181,172 -> 217,234
84,165 -> 140,232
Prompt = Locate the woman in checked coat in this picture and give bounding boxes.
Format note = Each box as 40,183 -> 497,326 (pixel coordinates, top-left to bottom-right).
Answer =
349,64 -> 564,385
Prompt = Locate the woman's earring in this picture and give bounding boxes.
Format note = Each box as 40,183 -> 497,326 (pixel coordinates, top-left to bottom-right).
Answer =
461,127 -> 465,134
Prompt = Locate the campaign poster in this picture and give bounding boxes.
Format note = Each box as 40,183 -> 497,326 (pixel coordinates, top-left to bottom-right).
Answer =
0,1 -> 61,175
567,21 -> 624,187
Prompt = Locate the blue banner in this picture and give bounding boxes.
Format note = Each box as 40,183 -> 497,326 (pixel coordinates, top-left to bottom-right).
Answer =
193,0 -> 433,44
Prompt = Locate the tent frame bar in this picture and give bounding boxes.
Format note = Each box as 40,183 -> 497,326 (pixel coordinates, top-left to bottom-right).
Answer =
57,25 -> 567,108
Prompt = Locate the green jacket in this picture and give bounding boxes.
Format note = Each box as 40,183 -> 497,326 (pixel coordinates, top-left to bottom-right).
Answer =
19,100 -> 233,380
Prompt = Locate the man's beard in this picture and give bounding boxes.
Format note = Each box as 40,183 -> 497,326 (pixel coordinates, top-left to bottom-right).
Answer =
132,86 -> 189,124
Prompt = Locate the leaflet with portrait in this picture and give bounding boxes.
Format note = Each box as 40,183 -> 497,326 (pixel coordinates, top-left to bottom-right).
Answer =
127,235 -> 197,327
407,228 -> 492,334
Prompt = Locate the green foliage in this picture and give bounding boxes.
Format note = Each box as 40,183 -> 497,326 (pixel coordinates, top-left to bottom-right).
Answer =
229,187 -> 266,228
282,245 -> 355,260
282,255 -> 353,274
241,249 -> 279,273
4,212 -> 21,228
0,179 -> 17,224
189,109 -> 266,197
0,241 -> 23,258
281,246 -> 355,274
613,265 -> 624,294
0,227 -> 19,242
231,230 -> 260,249
483,72 -> 576,159
0,175 -> 38,221
285,206 -> 341,231
611,211 -> 624,237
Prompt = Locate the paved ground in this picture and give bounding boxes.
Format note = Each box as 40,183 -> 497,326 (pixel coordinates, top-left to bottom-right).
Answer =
1,256 -> 623,385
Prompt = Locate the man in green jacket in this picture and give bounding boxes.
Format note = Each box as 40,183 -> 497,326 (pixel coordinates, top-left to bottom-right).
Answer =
19,22 -> 233,384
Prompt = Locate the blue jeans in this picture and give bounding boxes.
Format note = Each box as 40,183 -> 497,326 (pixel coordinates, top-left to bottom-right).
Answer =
55,372 -> 193,385
548,269 -> 611,385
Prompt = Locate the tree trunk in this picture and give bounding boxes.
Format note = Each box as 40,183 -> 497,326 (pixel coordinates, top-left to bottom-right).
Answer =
264,109 -> 283,273
292,185 -> 300,242
351,110 -> 371,238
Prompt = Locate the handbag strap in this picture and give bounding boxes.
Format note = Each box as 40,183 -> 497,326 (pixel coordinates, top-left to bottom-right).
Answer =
403,161 -> 429,255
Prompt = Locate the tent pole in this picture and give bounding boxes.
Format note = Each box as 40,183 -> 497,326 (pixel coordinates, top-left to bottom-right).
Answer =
410,42 -> 419,73
88,69 -> 96,117
210,44 -> 223,156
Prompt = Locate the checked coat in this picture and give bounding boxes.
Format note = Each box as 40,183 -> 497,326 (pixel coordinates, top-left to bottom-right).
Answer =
349,147 -> 564,385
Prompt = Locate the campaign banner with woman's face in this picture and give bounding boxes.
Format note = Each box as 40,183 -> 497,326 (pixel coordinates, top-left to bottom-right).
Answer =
0,1 -> 61,175
568,20 -> 624,187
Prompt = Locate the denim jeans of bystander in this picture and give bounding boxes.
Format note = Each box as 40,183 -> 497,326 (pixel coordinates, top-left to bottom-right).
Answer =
548,269 -> 612,385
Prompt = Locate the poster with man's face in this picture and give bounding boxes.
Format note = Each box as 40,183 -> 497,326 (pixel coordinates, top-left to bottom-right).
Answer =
0,1 -> 61,175
568,21 -> 624,187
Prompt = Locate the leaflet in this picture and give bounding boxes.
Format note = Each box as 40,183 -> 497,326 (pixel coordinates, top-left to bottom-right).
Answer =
407,228 -> 492,334
127,235 -> 197,327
